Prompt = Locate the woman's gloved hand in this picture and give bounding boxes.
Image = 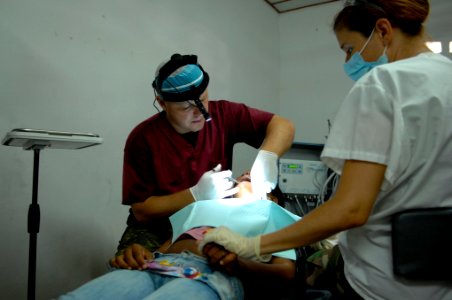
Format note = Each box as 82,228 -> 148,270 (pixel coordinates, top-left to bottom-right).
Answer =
199,226 -> 271,262
190,164 -> 239,201
251,150 -> 278,200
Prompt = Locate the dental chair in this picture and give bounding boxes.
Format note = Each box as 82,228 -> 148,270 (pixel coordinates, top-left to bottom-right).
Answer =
391,207 -> 452,281
258,187 -> 333,300
287,247 -> 333,300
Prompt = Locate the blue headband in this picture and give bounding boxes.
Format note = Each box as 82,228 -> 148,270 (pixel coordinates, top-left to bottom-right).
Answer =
160,64 -> 204,94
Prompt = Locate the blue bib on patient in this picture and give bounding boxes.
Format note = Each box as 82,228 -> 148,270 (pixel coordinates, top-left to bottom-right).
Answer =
169,199 -> 301,260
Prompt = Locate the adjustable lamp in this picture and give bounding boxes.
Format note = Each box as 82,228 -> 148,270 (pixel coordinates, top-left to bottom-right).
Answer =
2,128 -> 103,300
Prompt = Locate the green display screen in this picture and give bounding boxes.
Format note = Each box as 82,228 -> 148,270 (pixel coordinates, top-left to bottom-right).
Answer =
288,164 -> 299,169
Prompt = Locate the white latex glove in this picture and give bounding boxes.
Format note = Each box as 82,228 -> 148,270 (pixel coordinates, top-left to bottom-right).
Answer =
250,150 -> 278,200
190,164 -> 239,201
199,226 -> 272,262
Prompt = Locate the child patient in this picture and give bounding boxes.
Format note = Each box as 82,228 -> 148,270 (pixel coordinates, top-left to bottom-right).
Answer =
59,174 -> 297,300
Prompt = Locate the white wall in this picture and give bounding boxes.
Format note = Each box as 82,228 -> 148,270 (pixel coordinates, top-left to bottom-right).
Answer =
279,2 -> 352,144
426,0 -> 452,58
0,1 -> 279,299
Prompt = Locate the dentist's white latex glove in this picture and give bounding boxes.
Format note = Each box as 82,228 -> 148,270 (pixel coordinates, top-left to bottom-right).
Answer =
190,164 -> 239,201
199,226 -> 272,262
250,150 -> 278,200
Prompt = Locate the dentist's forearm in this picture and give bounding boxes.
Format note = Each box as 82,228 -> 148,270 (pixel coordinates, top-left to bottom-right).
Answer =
260,115 -> 295,156
131,189 -> 194,222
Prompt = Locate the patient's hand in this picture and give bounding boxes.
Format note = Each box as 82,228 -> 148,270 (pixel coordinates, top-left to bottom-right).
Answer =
109,243 -> 153,270
203,243 -> 240,275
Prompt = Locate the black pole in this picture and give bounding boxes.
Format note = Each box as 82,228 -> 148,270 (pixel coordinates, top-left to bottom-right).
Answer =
28,148 -> 41,300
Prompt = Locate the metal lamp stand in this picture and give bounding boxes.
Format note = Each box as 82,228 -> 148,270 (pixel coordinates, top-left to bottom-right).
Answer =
27,146 -> 45,300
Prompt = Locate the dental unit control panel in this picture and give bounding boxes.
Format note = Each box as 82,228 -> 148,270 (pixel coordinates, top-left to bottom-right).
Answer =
278,143 -> 330,217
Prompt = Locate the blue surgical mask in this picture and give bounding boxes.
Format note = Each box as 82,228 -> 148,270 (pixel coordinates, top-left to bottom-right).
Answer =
344,29 -> 388,81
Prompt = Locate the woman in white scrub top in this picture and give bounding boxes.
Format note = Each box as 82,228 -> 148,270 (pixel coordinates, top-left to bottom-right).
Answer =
200,0 -> 452,299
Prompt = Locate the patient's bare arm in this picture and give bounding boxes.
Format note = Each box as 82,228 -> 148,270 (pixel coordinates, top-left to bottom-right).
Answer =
110,239 -> 172,270
203,242 -> 296,298
202,243 -> 296,280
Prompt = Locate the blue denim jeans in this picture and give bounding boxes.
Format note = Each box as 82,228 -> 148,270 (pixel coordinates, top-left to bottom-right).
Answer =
58,251 -> 244,300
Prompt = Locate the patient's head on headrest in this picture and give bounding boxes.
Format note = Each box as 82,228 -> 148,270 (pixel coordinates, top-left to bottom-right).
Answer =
234,171 -> 279,203
236,171 -> 251,183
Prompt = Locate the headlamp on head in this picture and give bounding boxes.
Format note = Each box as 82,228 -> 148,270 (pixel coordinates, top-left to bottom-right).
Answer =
152,54 -> 211,121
